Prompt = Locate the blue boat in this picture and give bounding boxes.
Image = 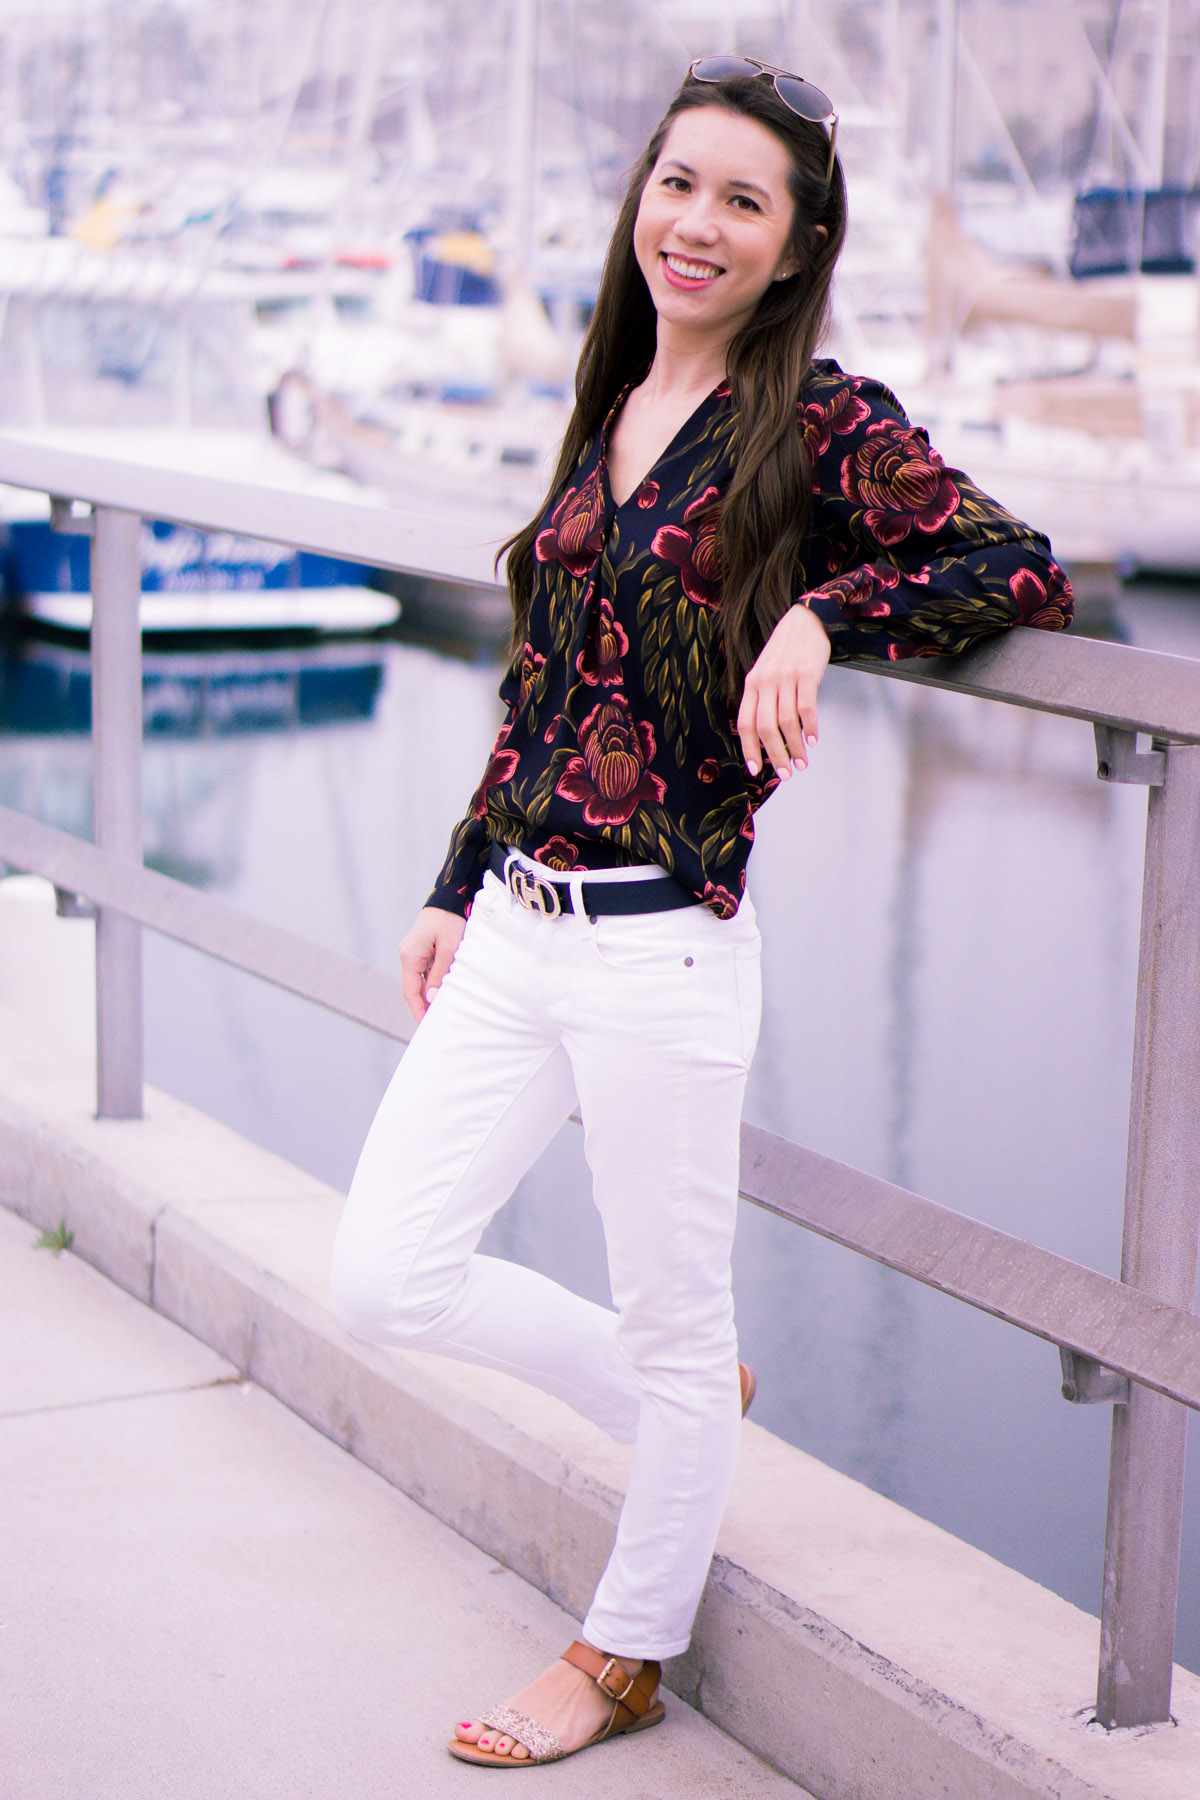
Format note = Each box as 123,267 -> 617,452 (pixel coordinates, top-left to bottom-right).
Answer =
1,514 -> 400,636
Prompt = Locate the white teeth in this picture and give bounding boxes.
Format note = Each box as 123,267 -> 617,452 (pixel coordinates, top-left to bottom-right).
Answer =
664,254 -> 721,280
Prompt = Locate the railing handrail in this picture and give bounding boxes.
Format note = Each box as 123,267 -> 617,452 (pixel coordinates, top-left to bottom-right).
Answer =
0,431 -> 511,590
3,430 -> 1200,743
8,775 -> 1200,1416
0,445 -> 1196,1732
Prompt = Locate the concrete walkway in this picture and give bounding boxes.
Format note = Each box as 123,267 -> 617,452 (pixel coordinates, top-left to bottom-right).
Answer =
0,1206 -> 807,1800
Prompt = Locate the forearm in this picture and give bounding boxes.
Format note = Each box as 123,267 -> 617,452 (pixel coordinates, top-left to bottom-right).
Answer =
803,532 -> 1073,663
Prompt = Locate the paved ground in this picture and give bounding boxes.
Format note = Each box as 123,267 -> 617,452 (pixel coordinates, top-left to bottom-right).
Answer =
0,1205 -> 809,1800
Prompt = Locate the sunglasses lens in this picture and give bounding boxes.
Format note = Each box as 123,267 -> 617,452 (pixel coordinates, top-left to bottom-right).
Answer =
772,74 -> 835,124
690,56 -> 759,83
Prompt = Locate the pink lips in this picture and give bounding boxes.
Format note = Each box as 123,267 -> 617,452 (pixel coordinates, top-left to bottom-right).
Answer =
660,253 -> 722,290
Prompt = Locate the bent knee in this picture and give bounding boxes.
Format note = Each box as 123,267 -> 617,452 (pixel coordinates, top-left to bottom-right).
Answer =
329,1238 -> 452,1346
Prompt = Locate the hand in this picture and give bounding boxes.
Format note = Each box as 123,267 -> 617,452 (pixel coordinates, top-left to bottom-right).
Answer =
399,906 -> 467,1022
737,603 -> 831,779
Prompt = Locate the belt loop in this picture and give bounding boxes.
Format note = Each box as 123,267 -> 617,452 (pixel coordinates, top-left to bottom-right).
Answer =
566,871 -> 587,918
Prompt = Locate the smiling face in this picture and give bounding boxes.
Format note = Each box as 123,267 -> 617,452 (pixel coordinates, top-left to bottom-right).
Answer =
633,105 -> 800,349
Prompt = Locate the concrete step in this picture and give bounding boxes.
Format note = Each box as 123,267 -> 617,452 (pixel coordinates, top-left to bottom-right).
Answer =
1,998 -> 1198,1800
0,1204 -> 807,1799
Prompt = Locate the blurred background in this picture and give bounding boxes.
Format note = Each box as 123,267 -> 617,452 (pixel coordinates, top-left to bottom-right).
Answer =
1,0 -> 1199,1674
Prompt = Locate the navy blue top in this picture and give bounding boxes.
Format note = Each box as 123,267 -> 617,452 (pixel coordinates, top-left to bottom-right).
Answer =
429,360 -> 1072,919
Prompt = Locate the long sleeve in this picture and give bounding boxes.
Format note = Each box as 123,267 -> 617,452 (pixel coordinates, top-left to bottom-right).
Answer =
424,656 -> 522,917
796,374 -> 1073,660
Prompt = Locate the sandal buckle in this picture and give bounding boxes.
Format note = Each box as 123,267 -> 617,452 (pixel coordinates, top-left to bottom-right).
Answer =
596,1657 -> 636,1703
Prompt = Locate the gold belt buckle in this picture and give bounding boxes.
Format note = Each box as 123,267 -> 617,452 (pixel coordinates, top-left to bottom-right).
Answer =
505,860 -> 563,918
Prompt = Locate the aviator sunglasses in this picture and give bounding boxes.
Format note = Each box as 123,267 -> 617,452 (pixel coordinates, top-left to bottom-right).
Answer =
686,56 -> 839,184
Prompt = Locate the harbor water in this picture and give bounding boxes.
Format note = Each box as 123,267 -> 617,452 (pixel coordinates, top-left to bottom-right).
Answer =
1,587 -> 1197,1674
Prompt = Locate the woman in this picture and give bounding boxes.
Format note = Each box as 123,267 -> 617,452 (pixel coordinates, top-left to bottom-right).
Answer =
331,58 -> 1072,1769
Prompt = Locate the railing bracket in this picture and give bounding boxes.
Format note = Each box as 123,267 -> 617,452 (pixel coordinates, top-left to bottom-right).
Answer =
54,886 -> 96,921
49,495 -> 95,537
1094,724 -> 1165,786
1060,1347 -> 1130,1405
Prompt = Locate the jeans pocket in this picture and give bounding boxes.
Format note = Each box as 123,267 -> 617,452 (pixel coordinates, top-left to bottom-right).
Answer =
590,906 -> 702,976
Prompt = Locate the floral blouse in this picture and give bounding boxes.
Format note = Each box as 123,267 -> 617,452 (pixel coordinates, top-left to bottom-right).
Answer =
428,359 -> 1073,920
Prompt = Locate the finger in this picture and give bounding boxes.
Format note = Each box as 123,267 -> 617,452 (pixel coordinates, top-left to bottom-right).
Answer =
756,693 -> 793,780
776,678 -> 809,768
797,685 -> 820,750
736,685 -> 764,777
425,941 -> 456,1000
399,947 -> 431,1023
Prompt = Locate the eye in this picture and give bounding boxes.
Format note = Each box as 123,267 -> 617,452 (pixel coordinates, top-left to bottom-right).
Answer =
730,193 -> 762,214
662,174 -> 690,193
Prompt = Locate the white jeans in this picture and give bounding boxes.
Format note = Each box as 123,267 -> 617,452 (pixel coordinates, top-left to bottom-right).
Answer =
330,864 -> 762,1660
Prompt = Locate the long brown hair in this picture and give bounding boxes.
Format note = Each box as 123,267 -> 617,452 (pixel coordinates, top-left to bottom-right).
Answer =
501,74 -> 848,700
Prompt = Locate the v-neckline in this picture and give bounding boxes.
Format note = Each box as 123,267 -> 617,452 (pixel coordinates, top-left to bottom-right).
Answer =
600,379 -> 727,512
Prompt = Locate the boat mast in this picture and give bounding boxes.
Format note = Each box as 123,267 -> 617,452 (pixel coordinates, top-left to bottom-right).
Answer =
1143,0 -> 1169,187
508,0 -> 538,276
932,0 -> 959,201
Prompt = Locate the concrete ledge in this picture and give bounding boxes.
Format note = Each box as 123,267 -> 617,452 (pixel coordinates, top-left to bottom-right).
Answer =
2,1002 -> 1197,1800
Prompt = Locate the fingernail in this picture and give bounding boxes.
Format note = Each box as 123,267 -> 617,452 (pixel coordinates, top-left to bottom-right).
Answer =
806,733 -> 817,745
793,756 -> 805,769
746,759 -> 759,776
778,764 -> 791,780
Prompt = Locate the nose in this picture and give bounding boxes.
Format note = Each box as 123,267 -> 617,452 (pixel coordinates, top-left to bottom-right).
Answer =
673,191 -> 720,245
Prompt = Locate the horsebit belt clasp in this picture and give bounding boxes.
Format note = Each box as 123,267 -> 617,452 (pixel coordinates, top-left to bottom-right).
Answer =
504,859 -> 563,918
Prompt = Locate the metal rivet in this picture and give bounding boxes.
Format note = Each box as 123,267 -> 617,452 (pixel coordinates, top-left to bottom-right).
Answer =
684,955 -> 694,967
588,913 -> 597,924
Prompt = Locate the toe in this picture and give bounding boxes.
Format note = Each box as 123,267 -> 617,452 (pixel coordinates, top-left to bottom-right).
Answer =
454,1719 -> 485,1744
492,1736 -> 515,1756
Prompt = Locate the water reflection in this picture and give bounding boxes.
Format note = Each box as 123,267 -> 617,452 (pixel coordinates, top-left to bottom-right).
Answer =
0,596 -> 1195,1671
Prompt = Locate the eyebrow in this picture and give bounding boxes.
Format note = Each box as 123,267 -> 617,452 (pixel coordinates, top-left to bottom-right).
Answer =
660,159 -> 775,203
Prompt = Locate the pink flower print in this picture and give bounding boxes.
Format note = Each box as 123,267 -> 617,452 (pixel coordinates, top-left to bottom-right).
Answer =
518,642 -> 545,708
842,422 -> 959,546
576,592 -> 629,686
534,836 -> 581,871
1008,563 -> 1073,630
817,564 -> 899,618
652,486 -> 723,607
555,695 -> 666,827
800,384 -> 871,459
471,723 -> 519,818
535,463 -> 606,576
702,881 -> 739,920
636,480 -> 660,509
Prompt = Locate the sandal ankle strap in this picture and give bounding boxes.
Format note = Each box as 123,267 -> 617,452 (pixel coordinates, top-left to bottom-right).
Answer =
560,1640 -> 661,1720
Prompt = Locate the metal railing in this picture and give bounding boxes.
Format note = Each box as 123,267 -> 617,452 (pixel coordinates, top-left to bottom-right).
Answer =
0,433 -> 1197,1732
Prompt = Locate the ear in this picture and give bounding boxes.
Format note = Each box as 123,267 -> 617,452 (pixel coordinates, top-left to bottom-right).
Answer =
812,224 -> 829,250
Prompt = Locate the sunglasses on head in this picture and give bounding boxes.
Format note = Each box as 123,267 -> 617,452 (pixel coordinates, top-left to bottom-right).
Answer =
686,56 -> 838,185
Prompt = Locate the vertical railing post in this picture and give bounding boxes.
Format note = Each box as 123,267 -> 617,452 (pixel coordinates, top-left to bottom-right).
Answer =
90,505 -> 144,1120
1097,740 -> 1200,1726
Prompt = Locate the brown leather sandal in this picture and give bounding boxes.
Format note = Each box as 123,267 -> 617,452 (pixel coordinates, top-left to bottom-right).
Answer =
446,1640 -> 665,1767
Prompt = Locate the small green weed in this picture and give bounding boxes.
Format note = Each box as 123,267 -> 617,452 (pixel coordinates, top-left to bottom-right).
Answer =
33,1219 -> 74,1256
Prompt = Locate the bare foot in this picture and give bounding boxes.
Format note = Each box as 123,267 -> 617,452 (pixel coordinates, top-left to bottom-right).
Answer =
453,1648 -> 644,1762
